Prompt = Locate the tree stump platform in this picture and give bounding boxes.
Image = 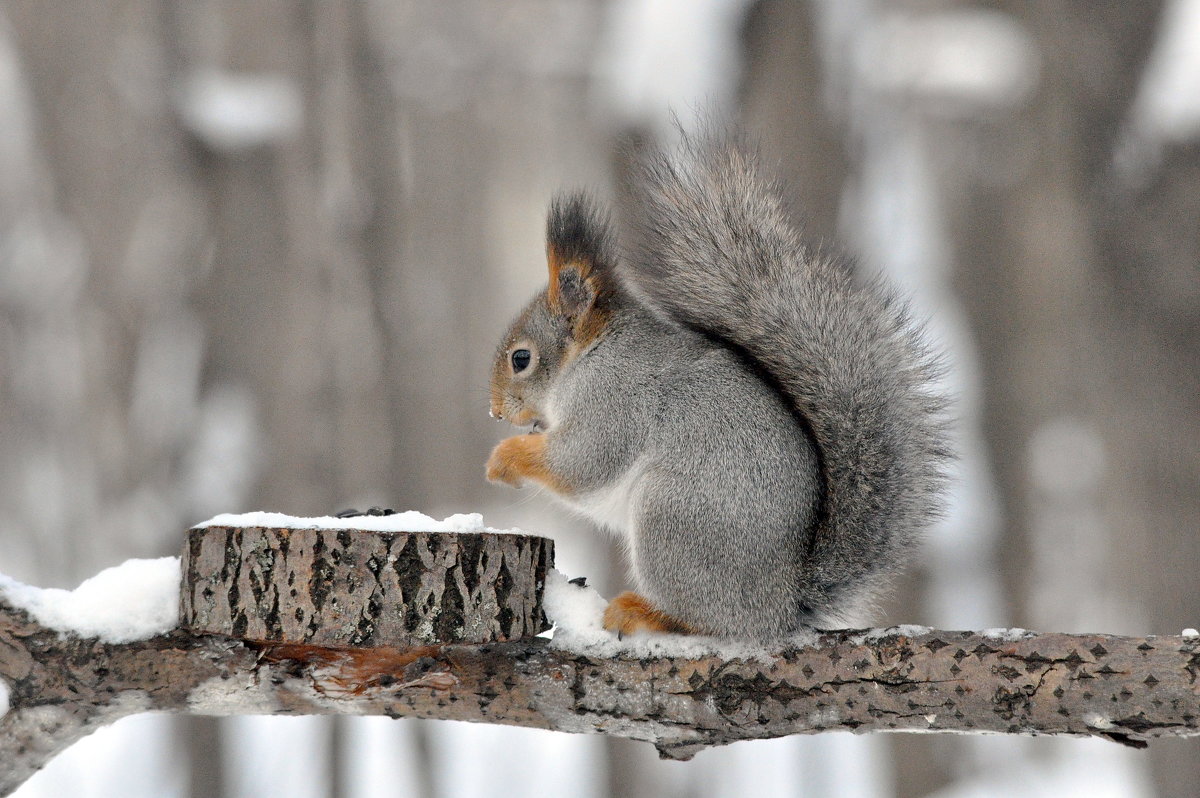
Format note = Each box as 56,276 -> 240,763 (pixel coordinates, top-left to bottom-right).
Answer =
180,523 -> 554,647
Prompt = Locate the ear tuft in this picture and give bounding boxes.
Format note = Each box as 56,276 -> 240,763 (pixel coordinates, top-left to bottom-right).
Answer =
547,192 -> 616,269
546,193 -> 619,314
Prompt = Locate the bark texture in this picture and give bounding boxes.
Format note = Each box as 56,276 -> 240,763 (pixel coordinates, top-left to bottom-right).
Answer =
3,589 -> 1199,796
182,527 -> 553,646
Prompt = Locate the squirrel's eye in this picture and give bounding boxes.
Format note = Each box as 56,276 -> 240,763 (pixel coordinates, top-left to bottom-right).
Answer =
511,348 -> 533,373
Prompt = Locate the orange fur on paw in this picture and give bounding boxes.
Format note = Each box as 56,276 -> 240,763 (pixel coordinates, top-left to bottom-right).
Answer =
603,591 -> 693,636
486,433 -> 571,494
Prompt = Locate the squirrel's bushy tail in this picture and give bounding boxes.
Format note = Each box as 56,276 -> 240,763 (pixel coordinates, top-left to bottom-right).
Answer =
619,128 -> 951,623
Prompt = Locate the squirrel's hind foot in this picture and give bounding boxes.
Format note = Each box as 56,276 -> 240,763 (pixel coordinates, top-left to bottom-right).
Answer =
603,591 -> 693,637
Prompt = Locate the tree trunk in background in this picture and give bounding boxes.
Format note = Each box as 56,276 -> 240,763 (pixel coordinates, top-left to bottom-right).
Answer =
2,1 -> 235,794
946,0 -> 1165,634
187,718 -> 228,798
933,2 -> 1200,795
1083,15 -> 1200,796
165,3 -> 394,794
739,0 -> 849,246
0,0 -> 208,579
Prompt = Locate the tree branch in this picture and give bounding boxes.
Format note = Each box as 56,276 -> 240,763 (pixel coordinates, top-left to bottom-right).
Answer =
3,590 -> 1199,795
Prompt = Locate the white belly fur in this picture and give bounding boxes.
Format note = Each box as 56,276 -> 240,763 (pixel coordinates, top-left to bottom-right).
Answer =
570,458 -> 645,539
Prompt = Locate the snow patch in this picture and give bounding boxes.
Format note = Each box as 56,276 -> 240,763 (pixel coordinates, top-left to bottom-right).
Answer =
543,570 -> 819,662
1132,0 -> 1200,142
0,677 -> 9,719
1085,713 -> 1114,730
1183,628 -> 1199,638
1117,0 -> 1200,185
845,625 -> 935,646
542,569 -> 611,645
873,623 -> 932,639
923,735 -> 1152,798
807,707 -> 840,727
981,627 -> 1036,642
593,0 -> 753,132
195,510 -> 529,536
861,10 -> 1039,110
187,673 -> 281,716
177,69 -> 302,151
0,557 -> 180,643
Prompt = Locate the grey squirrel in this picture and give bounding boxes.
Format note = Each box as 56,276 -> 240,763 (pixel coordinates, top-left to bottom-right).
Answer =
487,129 -> 950,640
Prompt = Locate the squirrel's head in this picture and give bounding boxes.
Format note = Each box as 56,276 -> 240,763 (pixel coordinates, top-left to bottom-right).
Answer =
490,192 -> 621,430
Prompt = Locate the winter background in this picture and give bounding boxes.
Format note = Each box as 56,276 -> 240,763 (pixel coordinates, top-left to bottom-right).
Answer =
1,0 -> 1198,796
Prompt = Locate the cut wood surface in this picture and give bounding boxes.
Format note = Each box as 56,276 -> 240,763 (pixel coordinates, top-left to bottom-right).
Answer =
181,526 -> 554,647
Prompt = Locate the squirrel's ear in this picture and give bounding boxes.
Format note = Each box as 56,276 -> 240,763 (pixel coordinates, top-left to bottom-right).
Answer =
546,193 -> 619,320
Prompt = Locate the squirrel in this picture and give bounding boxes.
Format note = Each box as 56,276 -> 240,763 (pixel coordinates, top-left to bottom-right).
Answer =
486,129 -> 950,640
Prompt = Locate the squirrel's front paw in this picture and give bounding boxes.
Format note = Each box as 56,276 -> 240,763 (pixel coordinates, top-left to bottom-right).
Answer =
486,436 -> 528,486
486,433 -> 573,494
603,591 -> 693,636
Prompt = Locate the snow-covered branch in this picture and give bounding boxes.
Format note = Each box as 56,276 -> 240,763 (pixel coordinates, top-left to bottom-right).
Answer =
2,517 -> 1199,796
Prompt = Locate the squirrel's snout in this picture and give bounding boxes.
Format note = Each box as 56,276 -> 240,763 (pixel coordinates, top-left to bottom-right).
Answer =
493,402 -> 542,431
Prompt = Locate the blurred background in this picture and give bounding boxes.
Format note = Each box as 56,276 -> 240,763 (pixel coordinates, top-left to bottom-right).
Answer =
1,0 -> 1197,796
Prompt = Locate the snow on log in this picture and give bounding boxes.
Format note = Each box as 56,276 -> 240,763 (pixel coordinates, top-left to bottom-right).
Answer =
181,522 -> 553,646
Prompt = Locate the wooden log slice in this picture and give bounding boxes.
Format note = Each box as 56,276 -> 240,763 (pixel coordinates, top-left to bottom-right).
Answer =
180,526 -> 554,647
